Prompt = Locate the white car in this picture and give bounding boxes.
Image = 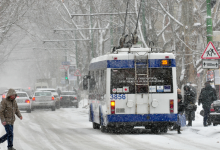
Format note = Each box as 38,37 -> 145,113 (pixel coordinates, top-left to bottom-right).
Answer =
36,88 -> 60,109
32,91 -> 56,111
16,91 -> 32,113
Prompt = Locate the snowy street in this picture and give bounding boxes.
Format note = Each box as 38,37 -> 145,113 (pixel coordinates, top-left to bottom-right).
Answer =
0,101 -> 219,150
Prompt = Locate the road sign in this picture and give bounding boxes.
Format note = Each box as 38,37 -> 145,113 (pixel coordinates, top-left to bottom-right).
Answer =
62,61 -> 71,65
74,70 -> 81,76
63,65 -> 69,71
201,42 -> 220,59
60,66 -> 65,72
202,60 -> 219,69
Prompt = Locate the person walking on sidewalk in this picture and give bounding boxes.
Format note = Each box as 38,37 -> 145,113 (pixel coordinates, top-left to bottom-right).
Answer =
0,89 -> 23,150
184,85 -> 196,126
177,94 -> 186,134
198,82 -> 217,127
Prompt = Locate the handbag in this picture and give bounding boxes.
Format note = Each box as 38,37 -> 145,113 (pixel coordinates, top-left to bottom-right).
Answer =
186,104 -> 197,111
193,105 -> 197,111
177,114 -> 186,127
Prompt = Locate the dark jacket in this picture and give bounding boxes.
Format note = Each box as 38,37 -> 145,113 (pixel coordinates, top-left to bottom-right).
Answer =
178,100 -> 185,113
0,89 -> 22,125
184,85 -> 196,105
198,85 -> 217,109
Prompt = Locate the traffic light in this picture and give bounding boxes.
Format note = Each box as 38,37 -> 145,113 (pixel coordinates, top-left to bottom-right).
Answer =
65,72 -> 69,84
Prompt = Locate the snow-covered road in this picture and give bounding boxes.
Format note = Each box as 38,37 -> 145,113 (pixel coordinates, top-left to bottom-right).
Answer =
0,104 -> 219,150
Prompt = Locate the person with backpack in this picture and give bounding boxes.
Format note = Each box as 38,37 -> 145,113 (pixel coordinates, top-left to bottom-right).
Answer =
198,81 -> 217,127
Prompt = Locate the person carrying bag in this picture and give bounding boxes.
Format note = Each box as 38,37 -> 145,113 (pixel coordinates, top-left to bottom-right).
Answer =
198,81 -> 217,127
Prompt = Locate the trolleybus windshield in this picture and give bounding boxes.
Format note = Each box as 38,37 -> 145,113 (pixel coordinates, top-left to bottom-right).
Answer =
111,68 -> 173,94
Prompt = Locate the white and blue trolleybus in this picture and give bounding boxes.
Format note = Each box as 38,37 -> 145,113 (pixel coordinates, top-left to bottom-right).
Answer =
83,45 -> 177,133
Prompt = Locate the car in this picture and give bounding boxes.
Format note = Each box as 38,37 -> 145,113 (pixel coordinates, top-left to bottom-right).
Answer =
60,91 -> 78,108
2,89 -> 22,99
36,88 -> 60,109
16,92 -> 32,113
32,91 -> 56,111
211,100 -> 220,126
200,100 -> 220,126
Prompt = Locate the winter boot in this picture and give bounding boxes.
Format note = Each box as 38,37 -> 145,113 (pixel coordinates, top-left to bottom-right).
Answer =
8,147 -> 16,150
177,126 -> 181,134
187,120 -> 192,126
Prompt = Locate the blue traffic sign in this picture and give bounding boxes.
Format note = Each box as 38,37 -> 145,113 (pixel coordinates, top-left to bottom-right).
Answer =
62,62 -> 70,65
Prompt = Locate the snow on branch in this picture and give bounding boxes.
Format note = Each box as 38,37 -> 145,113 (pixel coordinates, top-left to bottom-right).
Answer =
158,14 -> 170,40
180,69 -> 185,82
175,32 -> 197,53
157,0 -> 184,27
60,1 -> 86,40
135,0 -> 148,48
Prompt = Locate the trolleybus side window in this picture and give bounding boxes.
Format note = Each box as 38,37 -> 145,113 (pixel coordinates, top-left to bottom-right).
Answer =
111,68 -> 173,94
89,70 -> 106,101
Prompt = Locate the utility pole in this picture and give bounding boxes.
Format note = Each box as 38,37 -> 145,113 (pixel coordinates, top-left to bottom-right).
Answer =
207,0 -> 213,43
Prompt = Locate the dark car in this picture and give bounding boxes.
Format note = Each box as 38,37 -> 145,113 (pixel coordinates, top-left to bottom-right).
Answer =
200,100 -> 220,126
211,100 -> 220,126
60,91 -> 78,108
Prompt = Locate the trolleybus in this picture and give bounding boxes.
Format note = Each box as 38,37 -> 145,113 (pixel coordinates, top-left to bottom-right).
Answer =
83,45 -> 178,133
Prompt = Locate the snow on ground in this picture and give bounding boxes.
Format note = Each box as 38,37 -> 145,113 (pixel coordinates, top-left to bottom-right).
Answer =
0,100 -> 219,150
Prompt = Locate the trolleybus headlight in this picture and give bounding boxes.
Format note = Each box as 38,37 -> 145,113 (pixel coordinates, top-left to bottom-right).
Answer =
111,101 -> 115,114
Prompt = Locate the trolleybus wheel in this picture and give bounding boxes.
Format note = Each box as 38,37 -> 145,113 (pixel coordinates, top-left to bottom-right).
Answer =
160,126 -> 168,133
101,126 -> 106,132
93,122 -> 100,129
151,127 -> 159,134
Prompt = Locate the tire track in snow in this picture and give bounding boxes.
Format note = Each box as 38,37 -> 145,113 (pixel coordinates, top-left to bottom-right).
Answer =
164,132 -> 219,150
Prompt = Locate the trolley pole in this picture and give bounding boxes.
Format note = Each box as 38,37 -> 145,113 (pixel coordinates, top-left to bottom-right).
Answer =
207,0 -> 213,43
142,0 -> 146,42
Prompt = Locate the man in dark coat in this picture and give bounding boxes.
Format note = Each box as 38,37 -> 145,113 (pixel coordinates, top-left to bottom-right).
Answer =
198,81 -> 217,126
184,85 -> 196,126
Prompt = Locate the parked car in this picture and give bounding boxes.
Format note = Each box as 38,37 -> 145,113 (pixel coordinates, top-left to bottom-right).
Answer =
200,100 -> 220,126
211,100 -> 220,126
60,91 -> 78,108
32,91 -> 56,111
16,91 -> 32,113
36,88 -> 60,109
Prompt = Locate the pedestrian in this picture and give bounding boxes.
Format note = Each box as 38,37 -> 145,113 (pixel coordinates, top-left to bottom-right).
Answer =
172,88 -> 182,131
198,81 -> 217,127
177,94 -> 185,134
0,89 -> 23,150
184,85 -> 196,126
57,88 -> 61,96
187,82 -> 197,121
